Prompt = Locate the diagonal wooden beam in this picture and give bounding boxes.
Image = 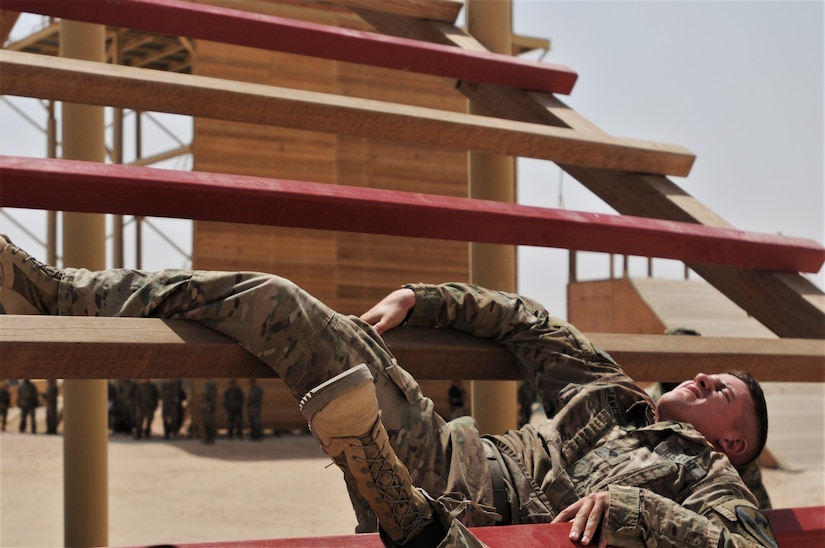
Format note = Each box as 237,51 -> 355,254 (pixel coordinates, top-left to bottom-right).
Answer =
359,12 -> 825,340
0,9 -> 20,44
0,50 -> 695,176
0,0 -> 575,95
3,156 -> 822,272
1,316 -> 822,382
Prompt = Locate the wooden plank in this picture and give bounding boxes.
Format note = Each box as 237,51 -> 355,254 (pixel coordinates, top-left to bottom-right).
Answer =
1,0 -> 575,95
0,9 -> 20,44
118,506 -> 825,547
2,317 -> 823,382
292,0 -> 464,23
359,14 -> 825,340
3,156 -> 823,272
0,50 -> 694,176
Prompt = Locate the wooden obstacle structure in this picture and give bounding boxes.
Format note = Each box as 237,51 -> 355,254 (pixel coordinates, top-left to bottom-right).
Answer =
1,0 -> 824,545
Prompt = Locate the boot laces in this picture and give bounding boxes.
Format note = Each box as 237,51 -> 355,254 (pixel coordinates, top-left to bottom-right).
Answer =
352,438 -> 429,530
12,247 -> 60,281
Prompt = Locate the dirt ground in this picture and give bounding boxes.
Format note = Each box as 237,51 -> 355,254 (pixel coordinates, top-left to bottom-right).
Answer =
1,408 -> 823,548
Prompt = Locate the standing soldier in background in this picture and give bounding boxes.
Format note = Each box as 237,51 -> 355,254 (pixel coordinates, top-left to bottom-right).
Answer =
135,379 -> 159,439
447,380 -> 467,420
247,378 -> 264,441
201,379 -> 218,444
173,379 -> 187,436
0,380 -> 11,432
115,379 -> 136,435
223,379 -> 244,440
17,379 -> 39,434
44,379 -> 59,435
161,379 -> 188,439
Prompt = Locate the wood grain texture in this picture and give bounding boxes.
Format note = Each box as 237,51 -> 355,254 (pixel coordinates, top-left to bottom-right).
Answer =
2,317 -> 822,382
1,0 -> 574,94
3,156 -> 821,271
0,50 -> 694,176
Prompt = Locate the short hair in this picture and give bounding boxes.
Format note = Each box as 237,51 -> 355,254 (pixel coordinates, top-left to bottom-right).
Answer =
727,370 -> 768,466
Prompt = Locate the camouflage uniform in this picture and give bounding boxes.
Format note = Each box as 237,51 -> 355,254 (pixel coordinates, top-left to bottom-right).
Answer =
247,379 -> 264,440
161,379 -> 186,439
55,268 -> 777,547
135,379 -> 159,439
201,379 -> 218,444
223,380 -> 244,439
116,379 -> 137,434
17,379 -> 39,434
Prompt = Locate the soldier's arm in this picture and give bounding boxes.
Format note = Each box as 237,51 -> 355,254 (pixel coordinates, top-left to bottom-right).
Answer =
604,483 -> 778,548
401,283 -> 626,399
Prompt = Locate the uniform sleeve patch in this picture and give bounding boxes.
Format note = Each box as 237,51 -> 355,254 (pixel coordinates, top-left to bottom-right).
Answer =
736,505 -> 778,548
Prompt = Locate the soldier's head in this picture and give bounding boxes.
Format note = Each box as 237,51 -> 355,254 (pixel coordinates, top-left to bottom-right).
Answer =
655,370 -> 767,468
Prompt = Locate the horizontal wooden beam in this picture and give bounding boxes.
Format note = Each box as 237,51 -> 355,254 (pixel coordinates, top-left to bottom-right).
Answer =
0,50 -> 694,176
1,0 -> 574,94
163,506 -> 825,548
3,156 -> 822,272
1,316 -> 822,382
317,0 -> 464,23
127,505 -> 825,547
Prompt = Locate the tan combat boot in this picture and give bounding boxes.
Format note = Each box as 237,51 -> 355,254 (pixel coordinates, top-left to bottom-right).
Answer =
0,234 -> 61,315
300,364 -> 441,545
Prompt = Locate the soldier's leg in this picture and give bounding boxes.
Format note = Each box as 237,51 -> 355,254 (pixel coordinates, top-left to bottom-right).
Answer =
2,236 -> 491,540
59,268 -> 458,490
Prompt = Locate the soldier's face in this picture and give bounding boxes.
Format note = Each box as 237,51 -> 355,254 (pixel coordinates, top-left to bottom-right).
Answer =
656,373 -> 754,458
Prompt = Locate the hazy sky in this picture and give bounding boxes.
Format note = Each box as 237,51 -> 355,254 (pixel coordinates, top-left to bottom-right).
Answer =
1,1 -> 822,319
512,0 -> 824,315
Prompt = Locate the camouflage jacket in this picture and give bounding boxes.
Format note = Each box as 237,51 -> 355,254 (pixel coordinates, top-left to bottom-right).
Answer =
406,283 -> 777,548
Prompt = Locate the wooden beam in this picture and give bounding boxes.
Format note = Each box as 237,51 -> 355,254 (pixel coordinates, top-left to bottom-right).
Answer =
359,14 -> 825,340
304,0 -> 464,23
0,9 -> 20,44
0,0 -> 574,94
147,506 -> 825,547
1,316 -> 822,382
0,51 -> 694,176
3,156 -> 822,272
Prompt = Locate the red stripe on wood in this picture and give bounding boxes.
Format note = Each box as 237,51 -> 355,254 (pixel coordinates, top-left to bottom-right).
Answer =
121,522 -> 576,547
120,507 -> 825,547
766,506 -> 825,547
1,156 -> 822,272
3,0 -> 577,95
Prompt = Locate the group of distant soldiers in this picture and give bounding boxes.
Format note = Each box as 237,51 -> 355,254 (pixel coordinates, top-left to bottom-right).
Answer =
2,377 -> 266,442
0,379 -> 60,434
199,378 -> 264,444
110,379 -> 187,439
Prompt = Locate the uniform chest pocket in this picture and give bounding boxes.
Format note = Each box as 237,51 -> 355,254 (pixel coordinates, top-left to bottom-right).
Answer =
560,409 -> 615,463
570,443 -> 679,495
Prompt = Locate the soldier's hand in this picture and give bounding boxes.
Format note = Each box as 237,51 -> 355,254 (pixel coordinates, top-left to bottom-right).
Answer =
552,491 -> 610,547
360,288 -> 416,335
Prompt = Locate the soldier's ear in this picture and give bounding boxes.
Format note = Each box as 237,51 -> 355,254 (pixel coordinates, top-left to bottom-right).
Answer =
719,436 -> 748,461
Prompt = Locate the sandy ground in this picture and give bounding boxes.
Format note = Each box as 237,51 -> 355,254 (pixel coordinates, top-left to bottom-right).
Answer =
1,410 -> 823,548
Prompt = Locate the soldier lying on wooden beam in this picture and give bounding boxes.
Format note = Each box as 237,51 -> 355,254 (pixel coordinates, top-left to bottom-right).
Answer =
0,234 -> 776,548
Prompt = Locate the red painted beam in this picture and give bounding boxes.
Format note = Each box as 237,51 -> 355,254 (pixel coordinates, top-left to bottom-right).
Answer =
766,505 -> 825,547
2,0 -> 577,95
119,507 -> 824,547
120,522 -> 577,547
1,156 -> 823,272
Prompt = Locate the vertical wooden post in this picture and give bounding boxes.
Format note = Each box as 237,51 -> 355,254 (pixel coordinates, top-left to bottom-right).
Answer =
60,19 -> 109,548
467,0 -> 517,434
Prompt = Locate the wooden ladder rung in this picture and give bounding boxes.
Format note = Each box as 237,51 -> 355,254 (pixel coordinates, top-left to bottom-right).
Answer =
1,0 -> 574,94
1,316 -> 823,383
0,50 -> 693,176
3,156 -> 822,272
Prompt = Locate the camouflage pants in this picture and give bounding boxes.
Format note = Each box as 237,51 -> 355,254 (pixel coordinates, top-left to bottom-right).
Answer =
59,268 -> 497,540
